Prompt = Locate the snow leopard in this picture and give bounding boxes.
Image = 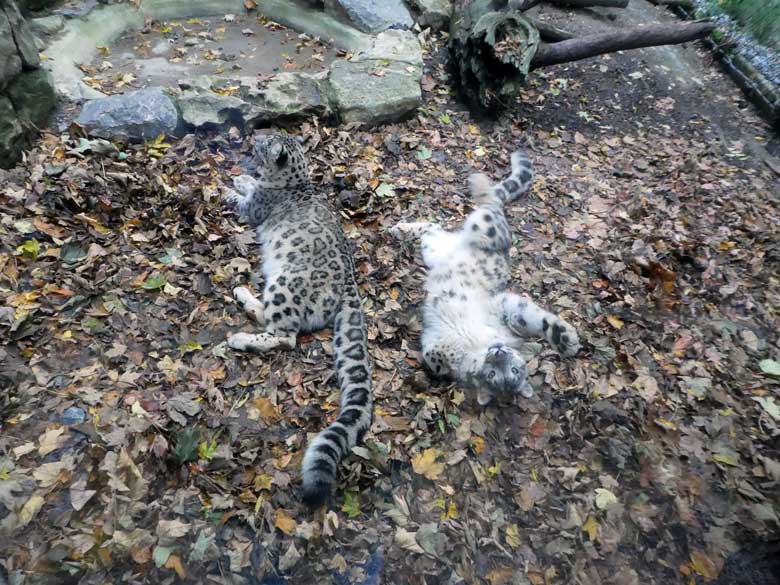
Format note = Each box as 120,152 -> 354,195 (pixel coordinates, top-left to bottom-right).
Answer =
391,150 -> 580,405
223,134 -> 371,507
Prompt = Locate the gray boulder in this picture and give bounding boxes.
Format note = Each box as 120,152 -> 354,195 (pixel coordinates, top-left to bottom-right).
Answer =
328,59 -> 421,125
76,88 -> 178,141
0,7 -> 22,89
6,68 -> 57,128
29,14 -> 64,35
241,72 -> 331,125
325,0 -> 413,34
352,29 -> 422,69
177,90 -> 249,130
0,96 -> 25,166
407,0 -> 451,31
1,0 -> 40,69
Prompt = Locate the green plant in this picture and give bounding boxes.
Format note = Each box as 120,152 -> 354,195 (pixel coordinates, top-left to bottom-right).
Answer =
709,0 -> 780,48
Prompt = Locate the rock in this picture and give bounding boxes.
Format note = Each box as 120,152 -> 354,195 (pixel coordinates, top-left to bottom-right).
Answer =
151,40 -> 171,56
240,72 -> 331,125
0,7 -> 22,89
178,90 -> 251,130
17,0 -> 60,11
54,0 -> 98,19
76,87 -> 179,141
61,406 -> 86,425
0,96 -> 25,167
30,14 -> 64,35
325,0 -> 413,34
328,59 -> 421,125
1,0 -> 40,69
352,29 -> 422,69
6,68 -> 57,128
407,0 -> 451,31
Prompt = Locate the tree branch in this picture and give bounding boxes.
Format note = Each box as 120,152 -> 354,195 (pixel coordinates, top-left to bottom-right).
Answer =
531,20 -> 715,69
526,17 -> 576,42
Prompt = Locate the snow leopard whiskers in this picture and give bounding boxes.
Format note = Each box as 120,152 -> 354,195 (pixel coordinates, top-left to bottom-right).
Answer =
392,150 -> 580,404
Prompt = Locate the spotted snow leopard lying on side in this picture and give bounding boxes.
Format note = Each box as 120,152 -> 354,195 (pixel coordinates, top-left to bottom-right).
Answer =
392,150 -> 580,404
223,134 -> 371,506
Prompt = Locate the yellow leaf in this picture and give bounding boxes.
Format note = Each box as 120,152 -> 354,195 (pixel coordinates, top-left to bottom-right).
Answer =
485,567 -> 514,585
274,508 -> 297,535
435,499 -> 458,519
253,397 -> 282,424
254,473 -> 273,491
18,494 -> 44,528
470,436 -> 485,455
164,554 -> 186,578
712,453 -> 738,466
594,488 -> 618,509
411,448 -> 444,480
487,462 -> 501,476
606,314 -> 624,329
690,549 -> 720,580
582,515 -> 599,541
654,418 -> 678,431
505,523 -> 522,548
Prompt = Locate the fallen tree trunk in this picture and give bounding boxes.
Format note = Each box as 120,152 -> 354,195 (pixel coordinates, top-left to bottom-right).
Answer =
450,0 -> 715,112
531,21 -> 716,68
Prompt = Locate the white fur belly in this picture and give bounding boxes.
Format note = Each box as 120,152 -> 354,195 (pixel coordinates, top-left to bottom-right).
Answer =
422,292 -> 501,350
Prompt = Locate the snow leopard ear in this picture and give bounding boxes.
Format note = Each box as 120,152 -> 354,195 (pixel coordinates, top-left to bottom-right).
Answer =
270,141 -> 288,168
476,386 -> 493,406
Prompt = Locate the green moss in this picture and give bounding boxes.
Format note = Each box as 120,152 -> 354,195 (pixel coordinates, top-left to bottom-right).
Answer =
705,0 -> 780,48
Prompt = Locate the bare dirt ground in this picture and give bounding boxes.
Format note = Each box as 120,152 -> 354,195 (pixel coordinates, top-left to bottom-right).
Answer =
1,2 -> 779,584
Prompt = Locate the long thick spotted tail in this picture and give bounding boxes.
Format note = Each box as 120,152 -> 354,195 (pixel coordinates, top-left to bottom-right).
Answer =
300,279 -> 372,507
468,149 -> 534,206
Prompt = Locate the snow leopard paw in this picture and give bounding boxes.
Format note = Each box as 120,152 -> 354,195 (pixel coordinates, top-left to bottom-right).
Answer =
544,317 -> 580,358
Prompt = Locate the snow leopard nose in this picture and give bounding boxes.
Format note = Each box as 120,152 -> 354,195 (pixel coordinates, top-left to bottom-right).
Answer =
488,343 -> 504,353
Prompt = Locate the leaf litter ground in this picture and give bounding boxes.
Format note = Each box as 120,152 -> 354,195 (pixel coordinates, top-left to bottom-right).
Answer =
1,26 -> 780,585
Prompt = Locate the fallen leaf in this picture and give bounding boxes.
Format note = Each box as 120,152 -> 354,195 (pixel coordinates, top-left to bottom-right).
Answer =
274,508 -> 297,535
594,488 -> 618,509
411,448 -> 444,480
394,527 -> 424,554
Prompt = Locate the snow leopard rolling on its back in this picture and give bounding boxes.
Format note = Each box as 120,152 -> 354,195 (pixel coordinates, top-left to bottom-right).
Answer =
223,134 -> 371,507
392,150 -> 580,405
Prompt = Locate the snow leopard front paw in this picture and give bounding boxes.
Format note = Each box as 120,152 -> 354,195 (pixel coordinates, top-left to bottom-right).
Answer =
222,187 -> 241,209
389,221 -> 433,240
545,317 -> 580,357
233,174 -> 258,197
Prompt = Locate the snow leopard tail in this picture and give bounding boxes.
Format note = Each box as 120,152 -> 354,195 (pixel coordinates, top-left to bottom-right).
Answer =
469,149 -> 534,206
301,278 -> 372,507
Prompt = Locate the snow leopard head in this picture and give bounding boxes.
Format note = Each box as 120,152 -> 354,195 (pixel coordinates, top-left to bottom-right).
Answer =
476,343 -> 532,404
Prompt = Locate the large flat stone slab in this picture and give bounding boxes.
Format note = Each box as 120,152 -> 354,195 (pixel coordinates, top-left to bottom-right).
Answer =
178,90 -> 250,130
328,59 -> 421,125
240,72 -> 331,125
352,29 -> 423,69
325,0 -> 413,34
76,87 -> 178,141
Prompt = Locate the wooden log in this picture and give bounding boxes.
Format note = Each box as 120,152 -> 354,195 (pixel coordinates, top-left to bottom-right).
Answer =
531,20 -> 715,68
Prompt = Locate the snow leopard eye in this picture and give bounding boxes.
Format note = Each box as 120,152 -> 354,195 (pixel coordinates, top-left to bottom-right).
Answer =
511,367 -> 520,375
487,371 -> 495,380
